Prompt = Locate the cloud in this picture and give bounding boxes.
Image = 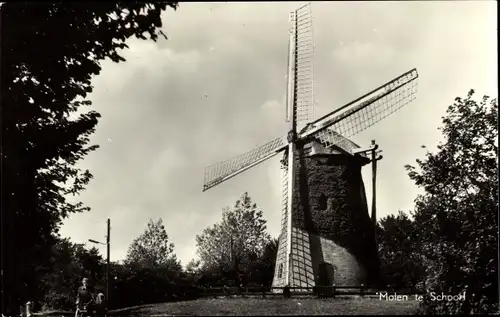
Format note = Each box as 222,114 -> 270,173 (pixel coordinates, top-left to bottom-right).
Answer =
59,1 -> 497,267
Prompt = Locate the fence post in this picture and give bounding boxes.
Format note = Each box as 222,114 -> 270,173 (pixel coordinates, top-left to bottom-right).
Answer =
360,284 -> 364,297
332,284 -> 336,299
26,301 -> 32,317
261,284 -> 266,299
283,285 -> 291,299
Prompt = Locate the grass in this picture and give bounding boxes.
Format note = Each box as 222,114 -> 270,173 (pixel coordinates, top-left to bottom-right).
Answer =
109,296 -> 420,316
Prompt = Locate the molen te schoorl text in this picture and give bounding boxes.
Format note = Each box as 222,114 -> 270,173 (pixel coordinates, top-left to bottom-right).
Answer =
378,292 -> 466,301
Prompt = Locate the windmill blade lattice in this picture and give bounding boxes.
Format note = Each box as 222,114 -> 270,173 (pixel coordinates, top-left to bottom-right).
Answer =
302,69 -> 419,149
274,165 -> 290,280
290,3 -> 314,132
203,137 -> 287,191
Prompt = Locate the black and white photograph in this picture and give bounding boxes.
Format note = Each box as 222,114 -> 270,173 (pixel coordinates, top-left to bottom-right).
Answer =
2,1 -> 498,316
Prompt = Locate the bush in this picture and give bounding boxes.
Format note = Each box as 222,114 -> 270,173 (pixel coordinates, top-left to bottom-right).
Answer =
108,264 -> 199,309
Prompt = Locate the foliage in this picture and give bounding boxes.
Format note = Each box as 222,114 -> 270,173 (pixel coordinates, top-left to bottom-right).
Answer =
110,265 -> 199,308
194,238 -> 278,289
405,90 -> 498,315
37,238 -> 105,311
244,238 -> 279,287
376,211 -> 425,289
196,263 -> 238,288
185,259 -> 202,276
195,192 -> 272,285
185,259 -> 203,284
38,249 -> 198,311
1,2 -> 177,313
125,218 -> 182,271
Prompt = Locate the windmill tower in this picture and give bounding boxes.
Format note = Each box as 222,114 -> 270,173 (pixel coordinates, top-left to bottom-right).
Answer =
202,3 -> 419,292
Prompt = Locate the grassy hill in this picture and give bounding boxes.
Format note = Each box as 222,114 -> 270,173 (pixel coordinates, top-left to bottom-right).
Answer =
108,297 -> 419,316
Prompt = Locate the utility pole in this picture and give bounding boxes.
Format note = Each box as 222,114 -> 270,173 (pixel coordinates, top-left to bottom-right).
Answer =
88,219 -> 111,314
106,218 -> 110,312
370,140 -> 383,236
371,140 -> 377,225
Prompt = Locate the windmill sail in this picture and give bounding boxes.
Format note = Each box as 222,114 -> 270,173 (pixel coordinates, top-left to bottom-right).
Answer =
203,137 -> 287,191
300,68 -> 419,149
288,3 -> 314,132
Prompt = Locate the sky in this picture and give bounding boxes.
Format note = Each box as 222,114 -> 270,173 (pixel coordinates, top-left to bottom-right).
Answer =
59,1 -> 498,267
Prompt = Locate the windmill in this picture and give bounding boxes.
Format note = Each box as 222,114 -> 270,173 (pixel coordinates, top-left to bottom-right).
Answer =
202,3 -> 419,292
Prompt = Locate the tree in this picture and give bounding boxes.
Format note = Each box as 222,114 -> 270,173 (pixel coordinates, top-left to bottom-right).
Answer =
1,2 -> 179,229
1,2 -> 178,313
376,211 -> 425,289
37,238 -> 105,310
195,192 -> 272,285
125,218 -> 181,271
405,90 -> 498,314
245,238 -> 279,287
185,259 -> 202,276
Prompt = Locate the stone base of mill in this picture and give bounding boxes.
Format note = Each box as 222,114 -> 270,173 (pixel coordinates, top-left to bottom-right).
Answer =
271,152 -> 379,292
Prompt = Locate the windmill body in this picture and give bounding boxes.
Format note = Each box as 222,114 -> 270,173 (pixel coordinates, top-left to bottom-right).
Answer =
202,3 -> 419,292
272,137 -> 376,291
